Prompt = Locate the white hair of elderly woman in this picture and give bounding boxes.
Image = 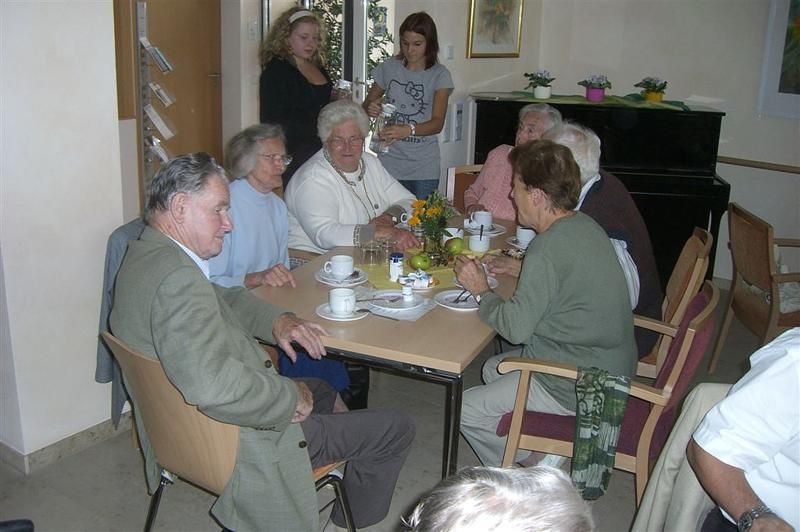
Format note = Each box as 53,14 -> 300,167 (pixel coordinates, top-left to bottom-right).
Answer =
518,103 -> 563,132
316,99 -> 371,143
403,465 -> 595,532
543,122 -> 602,185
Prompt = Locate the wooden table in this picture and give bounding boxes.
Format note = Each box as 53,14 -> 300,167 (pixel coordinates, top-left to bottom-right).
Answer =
252,219 -> 517,478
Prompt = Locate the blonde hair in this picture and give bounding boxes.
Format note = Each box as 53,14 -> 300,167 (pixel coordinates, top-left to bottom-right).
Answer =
259,6 -> 326,67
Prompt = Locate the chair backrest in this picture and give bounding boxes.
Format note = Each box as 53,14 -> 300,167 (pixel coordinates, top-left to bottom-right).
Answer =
101,332 -> 239,494
655,281 -> 719,406
728,202 -> 776,291
445,164 -> 482,213
663,228 -> 712,326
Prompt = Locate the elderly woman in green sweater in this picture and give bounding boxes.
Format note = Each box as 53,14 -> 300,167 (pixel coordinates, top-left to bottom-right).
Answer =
454,139 -> 637,467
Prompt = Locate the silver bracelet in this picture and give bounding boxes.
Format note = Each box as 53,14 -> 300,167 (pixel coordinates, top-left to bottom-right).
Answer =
353,224 -> 362,247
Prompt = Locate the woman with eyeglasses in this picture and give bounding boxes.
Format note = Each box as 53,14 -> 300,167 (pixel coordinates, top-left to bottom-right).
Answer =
209,123 -> 351,410
286,100 -> 419,254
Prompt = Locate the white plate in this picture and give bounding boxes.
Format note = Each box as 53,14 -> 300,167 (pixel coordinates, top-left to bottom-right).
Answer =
434,289 -> 479,311
367,290 -> 425,311
506,237 -> 532,250
315,303 -> 368,322
314,268 -> 368,287
455,276 -> 499,290
464,224 -> 507,237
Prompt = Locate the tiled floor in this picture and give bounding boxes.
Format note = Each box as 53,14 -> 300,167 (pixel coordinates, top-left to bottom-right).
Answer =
0,284 -> 761,531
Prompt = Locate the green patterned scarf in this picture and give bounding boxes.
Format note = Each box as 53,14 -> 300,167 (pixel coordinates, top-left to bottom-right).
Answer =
571,367 -> 631,500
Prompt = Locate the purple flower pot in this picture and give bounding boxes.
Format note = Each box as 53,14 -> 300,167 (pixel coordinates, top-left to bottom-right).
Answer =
585,87 -> 605,102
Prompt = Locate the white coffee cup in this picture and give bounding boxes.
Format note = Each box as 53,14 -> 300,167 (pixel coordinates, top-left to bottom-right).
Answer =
468,234 -> 491,253
442,227 -> 464,244
323,255 -> 354,280
469,210 -> 493,230
516,226 -> 536,246
398,212 -> 410,224
329,288 -> 356,316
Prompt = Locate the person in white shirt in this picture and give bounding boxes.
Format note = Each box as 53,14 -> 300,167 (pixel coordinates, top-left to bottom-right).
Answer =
286,100 -> 419,254
688,327 -> 800,532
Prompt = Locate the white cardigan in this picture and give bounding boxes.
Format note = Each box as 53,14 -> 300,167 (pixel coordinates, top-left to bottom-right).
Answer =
285,149 -> 415,253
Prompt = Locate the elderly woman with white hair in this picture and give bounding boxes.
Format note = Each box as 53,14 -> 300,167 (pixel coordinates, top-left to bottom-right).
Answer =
286,99 -> 419,253
543,122 -> 663,357
463,103 -> 562,220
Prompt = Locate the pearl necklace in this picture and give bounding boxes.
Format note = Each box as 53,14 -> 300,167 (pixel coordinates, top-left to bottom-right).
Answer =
323,149 -> 379,218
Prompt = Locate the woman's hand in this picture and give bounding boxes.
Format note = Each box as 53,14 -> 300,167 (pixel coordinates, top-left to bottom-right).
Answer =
374,225 -> 419,251
482,254 -> 522,278
245,264 -> 297,288
454,255 -> 491,295
379,124 -> 413,145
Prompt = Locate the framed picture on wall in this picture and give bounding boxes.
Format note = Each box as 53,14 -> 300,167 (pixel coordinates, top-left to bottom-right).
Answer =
758,0 -> 800,119
467,0 -> 524,58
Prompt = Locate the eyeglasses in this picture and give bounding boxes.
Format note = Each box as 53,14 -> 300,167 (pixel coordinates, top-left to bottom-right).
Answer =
258,153 -> 293,166
328,136 -> 365,149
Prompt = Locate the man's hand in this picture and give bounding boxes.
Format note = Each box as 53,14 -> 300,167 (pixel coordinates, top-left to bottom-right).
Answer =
245,264 -> 297,289
272,313 -> 328,362
454,255 -> 491,296
291,381 -> 314,423
751,515 -> 793,532
482,254 -> 522,278
373,225 -> 420,251
371,213 -> 395,227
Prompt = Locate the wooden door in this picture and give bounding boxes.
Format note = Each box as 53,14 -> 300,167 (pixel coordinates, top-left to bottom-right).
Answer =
146,0 -> 222,161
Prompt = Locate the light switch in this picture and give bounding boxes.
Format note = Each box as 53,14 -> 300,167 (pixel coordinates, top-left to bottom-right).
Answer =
446,44 -> 454,60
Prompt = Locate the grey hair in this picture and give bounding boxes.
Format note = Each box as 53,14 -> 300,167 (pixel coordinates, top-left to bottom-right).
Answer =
317,100 -> 370,143
543,122 -> 601,185
144,153 -> 227,223
403,466 -> 595,532
225,123 -> 286,179
518,103 -> 563,131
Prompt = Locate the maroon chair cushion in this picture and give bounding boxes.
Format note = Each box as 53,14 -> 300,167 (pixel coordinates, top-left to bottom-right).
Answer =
496,288 -> 715,462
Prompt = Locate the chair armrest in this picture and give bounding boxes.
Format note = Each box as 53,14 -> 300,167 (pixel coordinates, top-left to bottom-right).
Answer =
497,357 -> 579,380
634,314 -> 679,337
498,357 -> 670,406
775,272 -> 800,283
629,381 -> 669,406
775,238 -> 800,248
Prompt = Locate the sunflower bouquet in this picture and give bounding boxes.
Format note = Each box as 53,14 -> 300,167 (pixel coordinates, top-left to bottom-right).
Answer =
408,191 -> 457,259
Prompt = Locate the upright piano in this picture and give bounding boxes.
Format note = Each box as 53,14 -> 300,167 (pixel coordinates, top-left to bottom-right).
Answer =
471,94 -> 731,287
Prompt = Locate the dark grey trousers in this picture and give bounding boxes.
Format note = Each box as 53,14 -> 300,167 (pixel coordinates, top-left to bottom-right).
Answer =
300,380 -> 416,529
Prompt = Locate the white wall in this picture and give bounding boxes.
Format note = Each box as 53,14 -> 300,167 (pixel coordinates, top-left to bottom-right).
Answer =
0,2 -> 123,455
397,0 -> 799,278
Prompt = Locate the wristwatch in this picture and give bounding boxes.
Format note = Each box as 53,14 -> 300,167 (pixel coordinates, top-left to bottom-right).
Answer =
737,503 -> 773,531
408,122 -> 416,137
474,290 -> 492,304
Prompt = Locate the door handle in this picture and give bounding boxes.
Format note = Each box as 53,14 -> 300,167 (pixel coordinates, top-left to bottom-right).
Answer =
207,73 -> 221,78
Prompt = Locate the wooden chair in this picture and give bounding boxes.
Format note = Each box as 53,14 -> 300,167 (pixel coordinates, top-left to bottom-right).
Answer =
495,281 -> 719,505
707,203 -> 800,373
637,228 -> 712,378
445,164 -> 482,213
101,332 -> 355,532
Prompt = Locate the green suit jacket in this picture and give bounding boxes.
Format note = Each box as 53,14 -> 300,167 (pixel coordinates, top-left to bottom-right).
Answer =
110,227 -> 318,531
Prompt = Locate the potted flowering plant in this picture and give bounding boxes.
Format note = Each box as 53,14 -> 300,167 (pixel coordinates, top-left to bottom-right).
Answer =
524,69 -> 556,99
578,74 -> 612,102
634,76 -> 668,102
408,191 -> 457,264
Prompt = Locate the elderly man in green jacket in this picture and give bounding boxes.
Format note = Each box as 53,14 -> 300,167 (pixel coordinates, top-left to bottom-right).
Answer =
110,153 -> 414,531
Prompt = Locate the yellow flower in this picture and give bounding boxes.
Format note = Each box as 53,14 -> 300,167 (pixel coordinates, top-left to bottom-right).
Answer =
412,199 -> 427,209
408,215 -> 420,226
427,206 -> 442,217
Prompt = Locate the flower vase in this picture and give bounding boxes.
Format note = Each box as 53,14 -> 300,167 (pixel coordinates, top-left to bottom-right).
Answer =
644,91 -> 664,102
585,87 -> 605,102
533,86 -> 551,99
423,233 -> 447,266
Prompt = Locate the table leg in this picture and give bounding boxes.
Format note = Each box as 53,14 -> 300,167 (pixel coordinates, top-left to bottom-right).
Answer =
442,376 -> 463,478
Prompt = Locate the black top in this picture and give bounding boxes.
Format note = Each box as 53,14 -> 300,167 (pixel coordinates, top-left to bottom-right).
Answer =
260,57 -> 332,185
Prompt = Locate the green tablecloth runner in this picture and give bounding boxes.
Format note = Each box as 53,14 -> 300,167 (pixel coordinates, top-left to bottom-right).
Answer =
508,91 -> 690,111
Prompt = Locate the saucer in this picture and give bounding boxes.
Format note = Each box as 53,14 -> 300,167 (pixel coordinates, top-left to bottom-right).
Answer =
367,290 -> 425,311
464,223 -> 506,237
314,268 -> 368,287
315,303 -> 368,322
506,237 -> 532,250
434,289 -> 479,311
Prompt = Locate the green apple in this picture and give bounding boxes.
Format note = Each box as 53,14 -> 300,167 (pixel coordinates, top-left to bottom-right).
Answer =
410,252 -> 431,270
444,237 -> 465,255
